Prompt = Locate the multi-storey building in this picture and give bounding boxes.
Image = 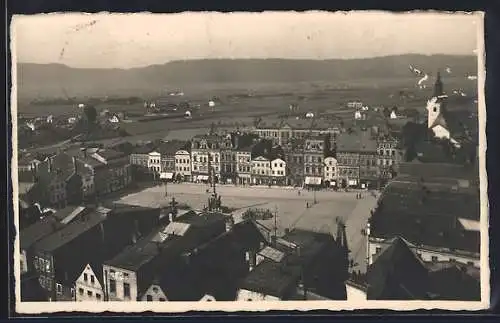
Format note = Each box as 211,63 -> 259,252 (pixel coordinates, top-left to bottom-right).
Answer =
156,140 -> 189,181
249,118 -> 340,147
251,156 -> 271,185
336,130 -> 378,188
102,211 -> 226,301
174,149 -> 191,182
219,134 -> 237,184
191,135 -> 223,183
235,146 -> 252,185
270,158 -> 287,186
368,178 -> 480,269
377,137 -> 404,182
323,155 -> 338,188
283,139 -> 305,187
303,136 -> 325,187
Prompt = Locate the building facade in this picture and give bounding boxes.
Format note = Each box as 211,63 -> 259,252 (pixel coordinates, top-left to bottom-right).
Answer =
191,135 -> 222,183
174,150 -> 192,181
75,264 -> 104,301
323,156 -> 338,187
236,148 -> 252,185
251,156 -> 271,185
303,137 -> 324,186
270,158 -> 287,186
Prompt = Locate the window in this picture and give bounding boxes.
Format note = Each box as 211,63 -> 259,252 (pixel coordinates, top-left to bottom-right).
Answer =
79,288 -> 84,295
431,256 -> 438,262
56,283 -> 63,294
449,258 -> 456,263
146,295 -> 153,302
109,279 -> 116,294
96,293 -> 101,300
123,273 -> 129,279
123,282 -> 131,298
84,273 -> 88,282
91,275 -> 95,284
375,247 -> 382,254
87,290 -> 93,297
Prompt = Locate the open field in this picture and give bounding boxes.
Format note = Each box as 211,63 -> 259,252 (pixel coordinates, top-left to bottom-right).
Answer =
17,77 -> 478,148
116,183 -> 378,272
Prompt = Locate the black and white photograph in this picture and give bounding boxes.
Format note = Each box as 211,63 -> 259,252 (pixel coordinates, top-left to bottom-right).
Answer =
11,11 -> 488,313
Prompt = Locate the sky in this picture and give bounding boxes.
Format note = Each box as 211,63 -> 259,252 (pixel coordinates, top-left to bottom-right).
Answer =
12,11 -> 481,69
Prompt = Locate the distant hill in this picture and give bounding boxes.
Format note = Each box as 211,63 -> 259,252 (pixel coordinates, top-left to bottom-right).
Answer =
16,55 -> 477,99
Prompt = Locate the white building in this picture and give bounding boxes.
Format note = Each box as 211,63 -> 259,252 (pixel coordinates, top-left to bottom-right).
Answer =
140,283 -> 168,302
148,151 -> 162,174
270,158 -> 286,177
426,96 -> 460,148
354,110 -> 362,120
251,156 -> 271,185
323,156 -> 338,187
75,264 -> 104,301
390,110 -> 398,119
174,150 -> 191,181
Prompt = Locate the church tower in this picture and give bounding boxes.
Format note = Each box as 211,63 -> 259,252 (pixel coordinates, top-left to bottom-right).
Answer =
433,71 -> 444,97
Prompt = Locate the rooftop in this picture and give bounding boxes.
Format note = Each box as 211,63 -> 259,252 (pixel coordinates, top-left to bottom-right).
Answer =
93,149 -> 127,161
371,184 -> 480,254
20,215 -> 64,250
240,259 -> 302,298
155,140 -> 189,156
398,161 -> 478,181
336,131 -> 377,153
34,211 -> 107,253
366,237 -> 430,300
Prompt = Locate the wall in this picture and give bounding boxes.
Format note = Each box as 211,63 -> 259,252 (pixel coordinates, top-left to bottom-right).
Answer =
236,289 -> 281,301
368,239 -> 480,268
140,284 -> 168,302
75,264 -> 104,301
20,250 -> 28,274
346,283 -> 367,301
103,265 -> 138,301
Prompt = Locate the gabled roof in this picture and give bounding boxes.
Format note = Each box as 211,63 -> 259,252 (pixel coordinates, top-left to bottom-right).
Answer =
33,211 -> 106,253
366,237 -> 430,300
427,264 -> 480,301
240,259 -> 302,298
336,131 -> 377,153
93,149 -> 126,161
20,215 -> 65,250
156,141 -> 189,156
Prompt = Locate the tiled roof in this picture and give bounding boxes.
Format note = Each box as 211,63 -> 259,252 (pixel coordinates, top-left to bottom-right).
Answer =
366,237 -> 430,300
155,141 -> 189,156
33,211 -> 106,253
370,183 -> 480,254
336,131 -> 377,153
20,215 -> 65,250
398,161 -> 478,181
94,149 -> 126,161
240,259 -> 302,298
427,263 -> 480,301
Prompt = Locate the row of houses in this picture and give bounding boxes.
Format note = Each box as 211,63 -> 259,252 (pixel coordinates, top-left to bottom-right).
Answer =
127,130 -> 403,189
18,147 -> 133,210
20,200 -> 350,302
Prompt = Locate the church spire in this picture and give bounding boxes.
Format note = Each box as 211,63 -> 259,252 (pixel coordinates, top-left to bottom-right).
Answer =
433,71 -> 444,97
